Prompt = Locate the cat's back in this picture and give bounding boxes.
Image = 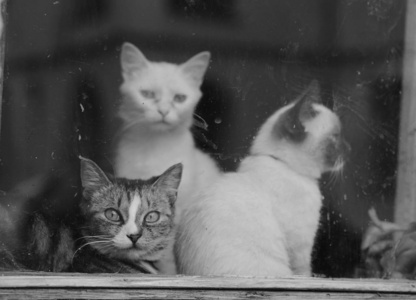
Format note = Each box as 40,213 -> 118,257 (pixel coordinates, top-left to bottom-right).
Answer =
178,157 -> 316,237
176,169 -> 289,276
191,147 -> 221,184
238,156 -> 322,231
176,156 -> 321,276
239,156 -> 321,203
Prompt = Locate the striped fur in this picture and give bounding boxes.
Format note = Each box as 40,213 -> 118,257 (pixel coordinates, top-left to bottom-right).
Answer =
0,158 -> 182,273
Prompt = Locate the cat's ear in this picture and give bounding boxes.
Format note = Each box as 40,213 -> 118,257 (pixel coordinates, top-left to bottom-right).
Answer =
79,156 -> 112,198
152,163 -> 183,203
120,42 -> 149,78
276,80 -> 322,142
181,52 -> 211,86
293,80 -> 322,120
300,80 -> 322,106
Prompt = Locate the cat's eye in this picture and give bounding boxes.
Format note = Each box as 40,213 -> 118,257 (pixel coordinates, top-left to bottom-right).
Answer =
174,94 -> 187,103
144,211 -> 160,224
140,89 -> 156,99
105,209 -> 122,222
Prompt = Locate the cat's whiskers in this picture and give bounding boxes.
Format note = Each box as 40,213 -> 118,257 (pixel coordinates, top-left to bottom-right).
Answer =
92,243 -> 115,255
193,113 -> 208,131
337,100 -> 396,148
75,235 -> 112,242
325,171 -> 337,187
71,240 -> 114,265
325,157 -> 345,187
120,119 -> 143,133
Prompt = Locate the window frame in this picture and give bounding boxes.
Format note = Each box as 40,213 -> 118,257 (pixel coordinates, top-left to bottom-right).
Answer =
0,1 -> 416,299
0,272 -> 415,299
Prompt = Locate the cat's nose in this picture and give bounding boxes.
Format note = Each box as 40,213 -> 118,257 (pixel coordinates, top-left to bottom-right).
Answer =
158,108 -> 169,117
127,233 -> 142,244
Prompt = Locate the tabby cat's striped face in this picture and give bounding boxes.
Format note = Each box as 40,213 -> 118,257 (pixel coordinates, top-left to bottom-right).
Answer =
80,159 -> 182,262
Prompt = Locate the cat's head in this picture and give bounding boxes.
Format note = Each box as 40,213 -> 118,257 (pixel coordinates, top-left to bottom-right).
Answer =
118,42 -> 210,131
79,157 -> 182,262
251,81 -> 350,179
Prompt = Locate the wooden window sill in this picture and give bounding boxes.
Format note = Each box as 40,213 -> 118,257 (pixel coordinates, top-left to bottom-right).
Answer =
0,272 -> 415,299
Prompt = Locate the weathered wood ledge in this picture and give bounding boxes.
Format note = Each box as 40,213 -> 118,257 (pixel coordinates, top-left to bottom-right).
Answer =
0,272 -> 415,299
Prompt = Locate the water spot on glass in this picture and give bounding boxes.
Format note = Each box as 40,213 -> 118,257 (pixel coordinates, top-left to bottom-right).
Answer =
214,118 -> 222,124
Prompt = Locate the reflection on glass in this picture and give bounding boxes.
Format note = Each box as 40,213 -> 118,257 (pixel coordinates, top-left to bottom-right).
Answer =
0,0 -> 409,279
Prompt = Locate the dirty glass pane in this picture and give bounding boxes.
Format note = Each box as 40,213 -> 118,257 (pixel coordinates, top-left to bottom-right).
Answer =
0,0 -> 407,278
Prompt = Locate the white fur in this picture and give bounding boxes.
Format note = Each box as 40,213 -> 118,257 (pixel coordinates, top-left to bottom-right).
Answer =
252,103 -> 342,178
115,43 -> 221,274
175,97 -> 344,277
116,129 -> 219,218
113,193 -> 141,249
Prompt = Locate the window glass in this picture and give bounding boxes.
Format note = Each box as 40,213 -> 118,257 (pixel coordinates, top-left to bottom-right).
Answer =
0,0 -> 407,279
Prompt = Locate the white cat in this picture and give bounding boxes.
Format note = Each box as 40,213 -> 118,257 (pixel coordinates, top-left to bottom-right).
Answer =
175,81 -> 349,277
114,43 -> 221,274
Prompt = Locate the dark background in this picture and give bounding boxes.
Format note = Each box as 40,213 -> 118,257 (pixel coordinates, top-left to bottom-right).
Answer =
0,0 -> 405,277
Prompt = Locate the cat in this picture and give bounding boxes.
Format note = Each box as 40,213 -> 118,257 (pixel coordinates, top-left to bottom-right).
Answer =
0,172 -> 68,271
0,157 -> 182,274
114,42 -> 221,273
72,157 -> 182,273
175,81 -> 350,277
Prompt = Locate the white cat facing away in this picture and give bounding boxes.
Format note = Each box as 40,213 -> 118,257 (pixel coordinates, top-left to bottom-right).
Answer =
114,42 -> 221,274
175,81 -> 349,277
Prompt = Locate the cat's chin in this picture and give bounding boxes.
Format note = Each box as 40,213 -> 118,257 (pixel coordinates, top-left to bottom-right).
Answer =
154,120 -> 175,129
147,119 -> 188,132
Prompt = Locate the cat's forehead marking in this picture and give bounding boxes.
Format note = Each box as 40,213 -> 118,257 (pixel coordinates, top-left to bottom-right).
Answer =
126,192 -> 141,229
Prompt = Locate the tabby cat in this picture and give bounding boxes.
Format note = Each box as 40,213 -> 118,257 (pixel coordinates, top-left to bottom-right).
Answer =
175,81 -> 349,277
0,157 -> 182,273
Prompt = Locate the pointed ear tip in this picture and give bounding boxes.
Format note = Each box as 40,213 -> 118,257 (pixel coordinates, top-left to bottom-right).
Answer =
79,156 -> 88,166
121,44 -> 130,53
193,51 -> 211,62
121,42 -> 135,49
204,52 -> 211,62
121,43 -> 143,57
79,155 -> 94,164
173,163 -> 183,172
